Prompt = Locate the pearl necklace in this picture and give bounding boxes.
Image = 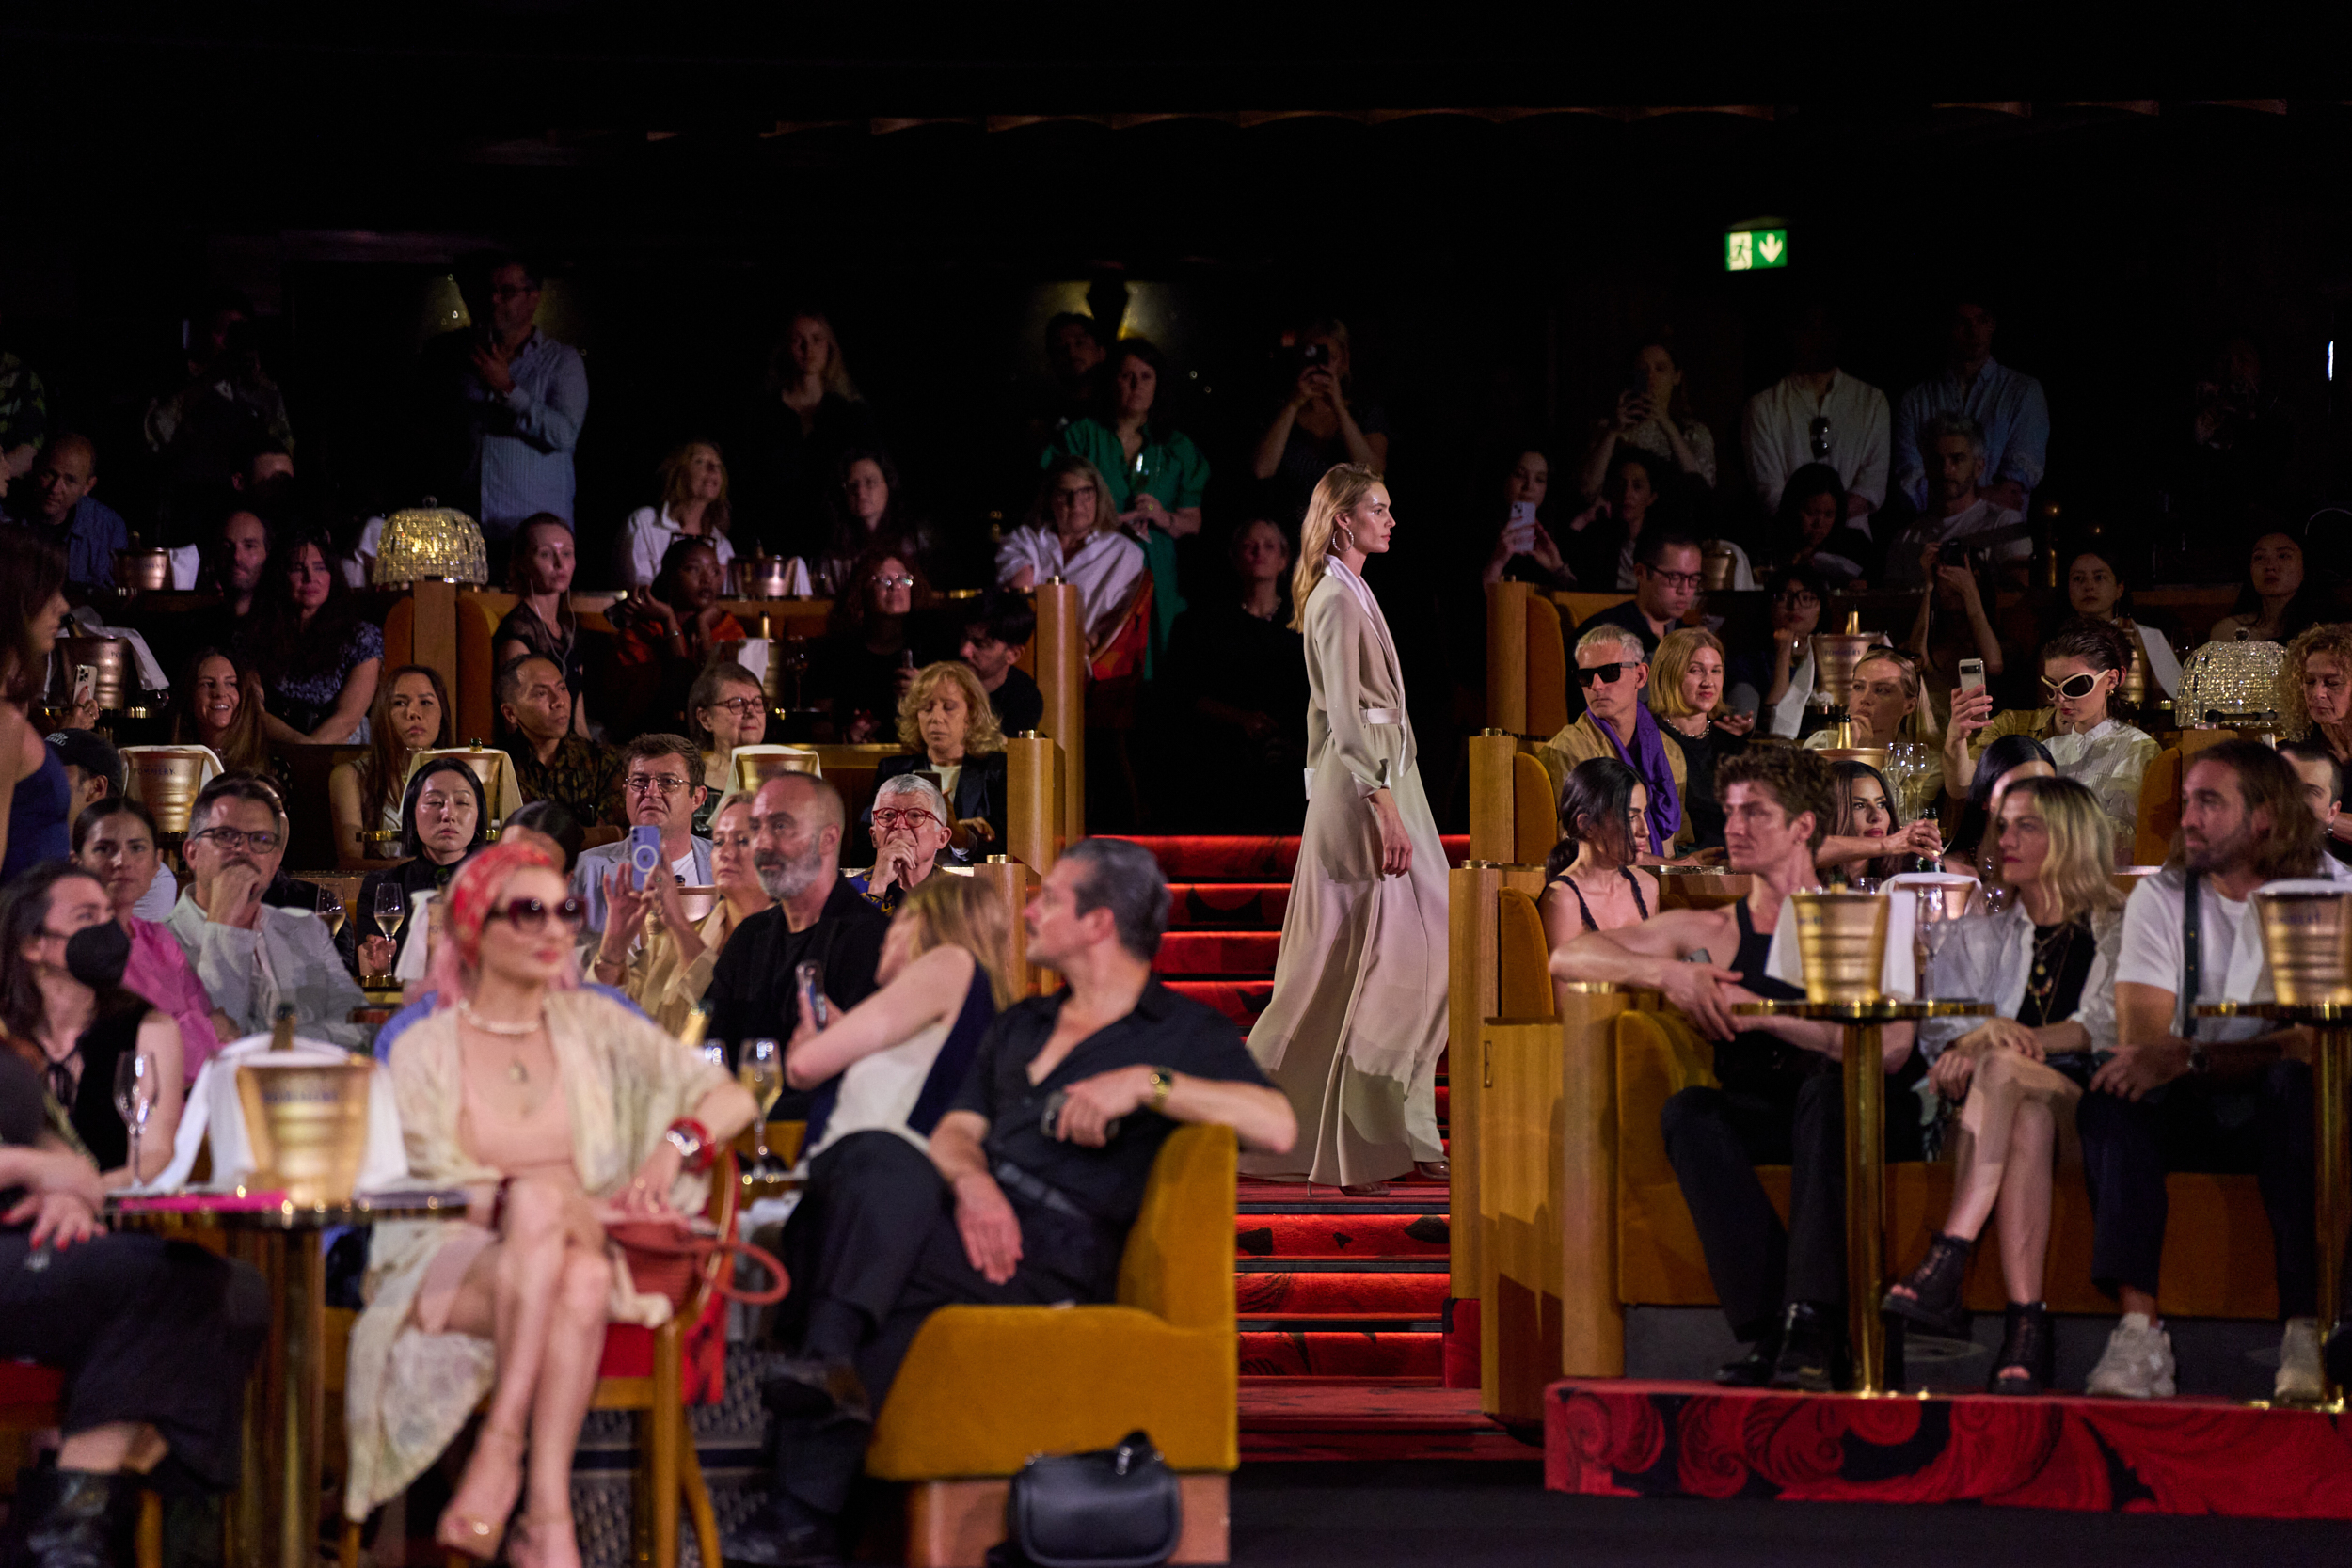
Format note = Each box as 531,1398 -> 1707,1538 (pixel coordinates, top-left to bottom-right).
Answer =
458,1001 -> 545,1085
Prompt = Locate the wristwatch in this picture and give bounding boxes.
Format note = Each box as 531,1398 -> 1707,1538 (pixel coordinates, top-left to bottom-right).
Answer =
1147,1068 -> 1175,1113
663,1118 -> 712,1174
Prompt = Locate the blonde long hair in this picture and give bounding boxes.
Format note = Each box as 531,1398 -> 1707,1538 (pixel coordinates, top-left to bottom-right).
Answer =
898,875 -> 1020,1009
1291,463 -> 1386,632
1989,774 -> 2122,921
1647,627 -> 1727,720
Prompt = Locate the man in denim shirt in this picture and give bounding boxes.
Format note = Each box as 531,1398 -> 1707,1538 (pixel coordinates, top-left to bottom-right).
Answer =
421,252 -> 588,541
1892,293 -> 2050,517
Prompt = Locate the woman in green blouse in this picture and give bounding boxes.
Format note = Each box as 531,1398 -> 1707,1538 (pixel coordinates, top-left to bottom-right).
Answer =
1041,337 -> 1207,673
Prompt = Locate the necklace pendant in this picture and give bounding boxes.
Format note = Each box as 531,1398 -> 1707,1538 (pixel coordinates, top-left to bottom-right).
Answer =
509,1060 -> 529,1085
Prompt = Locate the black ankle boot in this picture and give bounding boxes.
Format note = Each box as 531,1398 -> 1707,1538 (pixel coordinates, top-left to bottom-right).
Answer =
1989,1302 -> 2054,1395
21,1468 -> 130,1568
1883,1232 -> 1974,1339
2325,1318 -> 2352,1392
1770,1303 -> 1846,1393
1715,1326 -> 1784,1387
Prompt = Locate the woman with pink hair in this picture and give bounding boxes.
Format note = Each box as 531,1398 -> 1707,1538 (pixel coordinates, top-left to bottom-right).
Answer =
342,843 -> 756,1568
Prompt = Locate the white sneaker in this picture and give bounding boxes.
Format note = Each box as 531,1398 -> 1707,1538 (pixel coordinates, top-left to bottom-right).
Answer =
2087,1312 -> 2177,1398
2275,1318 -> 2324,1403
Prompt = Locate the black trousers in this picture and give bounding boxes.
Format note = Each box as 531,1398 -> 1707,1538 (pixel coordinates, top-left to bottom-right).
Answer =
768,1132 -> 1116,1522
0,1230 -> 268,1491
1661,1050 -> 1925,1342
2076,1062 -> 2320,1317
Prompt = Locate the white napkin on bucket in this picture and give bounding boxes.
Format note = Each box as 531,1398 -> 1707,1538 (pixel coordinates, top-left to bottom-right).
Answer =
147,1033 -> 408,1195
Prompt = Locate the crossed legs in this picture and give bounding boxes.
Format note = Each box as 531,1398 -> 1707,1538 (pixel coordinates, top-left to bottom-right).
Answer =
1941,1051 -> 2081,1306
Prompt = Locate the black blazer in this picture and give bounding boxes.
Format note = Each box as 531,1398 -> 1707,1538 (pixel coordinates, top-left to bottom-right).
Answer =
873,749 -> 1009,859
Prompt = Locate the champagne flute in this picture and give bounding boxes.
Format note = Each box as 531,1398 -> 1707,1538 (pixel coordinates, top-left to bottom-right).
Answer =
739,1038 -> 784,1172
113,1051 -> 153,1187
315,884 -> 346,941
1914,887 -> 1950,1000
373,883 -> 406,978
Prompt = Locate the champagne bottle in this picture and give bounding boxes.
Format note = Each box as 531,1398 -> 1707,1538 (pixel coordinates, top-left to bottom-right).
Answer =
270,1003 -> 296,1053
677,1002 -> 711,1051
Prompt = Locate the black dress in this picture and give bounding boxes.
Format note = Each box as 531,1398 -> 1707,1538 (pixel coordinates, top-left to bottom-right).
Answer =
1158,600 -> 1311,833
49,1002 -> 149,1174
1661,721 -> 1747,851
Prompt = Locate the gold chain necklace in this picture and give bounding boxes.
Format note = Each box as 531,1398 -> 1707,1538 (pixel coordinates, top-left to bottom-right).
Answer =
458,1001 -> 545,1085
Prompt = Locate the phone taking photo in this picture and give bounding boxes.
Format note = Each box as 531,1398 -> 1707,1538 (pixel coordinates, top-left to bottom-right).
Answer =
1958,658 -> 1987,695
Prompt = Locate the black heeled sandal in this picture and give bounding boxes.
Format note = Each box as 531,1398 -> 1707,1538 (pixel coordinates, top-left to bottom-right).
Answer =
1883,1232 -> 1973,1338
1990,1302 -> 2054,1395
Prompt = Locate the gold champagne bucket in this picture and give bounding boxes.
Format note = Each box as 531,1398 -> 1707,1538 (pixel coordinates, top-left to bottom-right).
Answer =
730,746 -> 823,793
2255,890 -> 2352,1005
1701,544 -> 1737,592
1791,890 -> 1890,1003
733,554 -> 797,599
673,885 -> 721,924
2115,618 -> 2152,709
50,636 -> 133,712
1813,745 -> 1891,777
115,547 -> 172,593
234,1059 -> 374,1203
1809,612 -> 1878,716
124,747 -> 212,834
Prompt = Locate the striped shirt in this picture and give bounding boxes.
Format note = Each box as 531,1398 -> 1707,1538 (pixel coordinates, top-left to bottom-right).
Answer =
469,330 -> 589,536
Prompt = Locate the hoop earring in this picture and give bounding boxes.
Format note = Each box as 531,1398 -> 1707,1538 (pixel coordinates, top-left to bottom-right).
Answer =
1331,524 -> 1356,554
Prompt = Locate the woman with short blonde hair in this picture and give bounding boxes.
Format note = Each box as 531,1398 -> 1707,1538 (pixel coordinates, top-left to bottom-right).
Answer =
877,661 -> 1009,854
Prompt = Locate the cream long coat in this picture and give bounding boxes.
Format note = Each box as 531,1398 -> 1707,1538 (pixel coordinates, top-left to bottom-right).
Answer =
1243,561 -> 1448,1185
342,987 -> 732,1520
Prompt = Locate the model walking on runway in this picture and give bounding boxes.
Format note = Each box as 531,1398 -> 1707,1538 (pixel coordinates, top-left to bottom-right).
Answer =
1243,464 -> 1449,1193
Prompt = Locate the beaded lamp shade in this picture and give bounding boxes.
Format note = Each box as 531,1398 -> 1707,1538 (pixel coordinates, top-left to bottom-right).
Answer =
2178,635 -> 2284,725
373,501 -> 488,586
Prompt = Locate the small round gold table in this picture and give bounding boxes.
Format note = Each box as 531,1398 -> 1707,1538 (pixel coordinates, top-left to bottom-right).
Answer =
1731,998 -> 1993,1395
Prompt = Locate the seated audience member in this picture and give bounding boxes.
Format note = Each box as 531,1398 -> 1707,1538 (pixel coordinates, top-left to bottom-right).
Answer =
240,527 -> 382,744
1,862 -> 184,1183
499,655 -> 619,830
958,588 -> 1043,736
1888,776 -> 2121,1393
2061,545 -> 2180,699
995,458 -> 1148,658
1883,413 -> 2030,594
612,536 -> 744,732
501,800 -> 584,874
1161,519 -> 1310,832
1249,319 -> 1390,520
2280,624 -> 2352,774
1647,627 -> 1754,851
52,730 -> 177,919
1727,568 -> 1826,740
1480,448 -> 1575,590
342,845 -> 756,1568
1901,548 -> 2005,734
739,309 -> 880,554
802,448 -> 942,591
343,757 -> 489,976
493,515 -> 591,737
329,664 -> 451,865
1805,650 -> 1945,824
1539,626 -> 1689,857
1892,293 -> 2049,517
76,798 -> 230,1076
164,775 -> 368,1049
704,772 -> 889,1075
2081,740 -> 2341,1401
1571,531 -> 1701,667
1741,304 -> 1890,531
2280,740 -> 2352,868
1561,448 -> 1666,593
1761,463 -> 1872,591
850,773 -> 955,915
687,662 -> 769,834
1043,337 -> 1206,665
1815,759 -> 1939,883
878,660 -> 1008,856
2207,530 -> 2328,646
595,790 -> 769,1033
1947,619 -> 2157,863
618,440 -> 737,590
811,548 -> 925,744
1943,734 -> 2058,878
1540,759 -> 1662,999
576,735 -> 712,940
5,433 -> 127,591
1550,748 -> 1921,1389
161,507 -> 274,674
1577,337 -> 1718,498
0,1050 -> 267,1559
726,837 -> 1293,1563
0,537 -> 73,884
167,646 -> 274,777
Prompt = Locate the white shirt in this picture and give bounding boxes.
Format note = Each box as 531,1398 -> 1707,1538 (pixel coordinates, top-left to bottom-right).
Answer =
2046,718 -> 2161,859
2114,868 -> 2265,1042
1742,371 -> 1891,517
573,836 -> 714,940
134,865 -> 178,923
1764,648 -> 1815,738
805,1019 -> 952,1161
1883,498 -> 2031,590
993,525 -> 1148,649
616,507 -> 737,590
1920,904 -> 2123,1059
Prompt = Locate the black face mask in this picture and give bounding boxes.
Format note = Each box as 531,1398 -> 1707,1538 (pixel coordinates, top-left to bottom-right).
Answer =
66,919 -> 132,990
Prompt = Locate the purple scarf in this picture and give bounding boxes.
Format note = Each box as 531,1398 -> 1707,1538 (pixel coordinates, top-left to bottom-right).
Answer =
1593,704 -> 1683,854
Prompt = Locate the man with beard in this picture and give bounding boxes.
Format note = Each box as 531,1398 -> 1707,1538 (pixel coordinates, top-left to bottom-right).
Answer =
705,772 -> 888,1106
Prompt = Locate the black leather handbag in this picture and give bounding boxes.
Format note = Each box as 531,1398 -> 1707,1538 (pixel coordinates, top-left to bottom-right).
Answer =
993,1430 -> 1181,1568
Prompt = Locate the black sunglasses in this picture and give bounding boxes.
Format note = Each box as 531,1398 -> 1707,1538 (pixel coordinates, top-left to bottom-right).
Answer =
2040,672 -> 2102,700
487,895 -> 587,932
1578,661 -> 1636,686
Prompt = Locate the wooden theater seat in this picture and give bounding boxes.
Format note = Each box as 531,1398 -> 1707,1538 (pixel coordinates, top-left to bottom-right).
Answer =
2135,747 -> 2181,867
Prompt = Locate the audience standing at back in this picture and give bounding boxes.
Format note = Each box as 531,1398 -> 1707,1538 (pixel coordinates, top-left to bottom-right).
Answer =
1743,304 -> 1889,534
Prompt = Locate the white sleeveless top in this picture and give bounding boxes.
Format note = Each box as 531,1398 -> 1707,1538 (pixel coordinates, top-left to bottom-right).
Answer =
805,1020 -> 952,1161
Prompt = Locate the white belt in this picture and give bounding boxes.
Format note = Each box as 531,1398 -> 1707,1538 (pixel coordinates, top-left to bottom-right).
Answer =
1361,706 -> 1403,726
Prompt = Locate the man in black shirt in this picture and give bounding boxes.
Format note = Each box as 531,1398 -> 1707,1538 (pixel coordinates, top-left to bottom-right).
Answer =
706,772 -> 887,1104
724,838 -> 1294,1567
959,589 -> 1045,736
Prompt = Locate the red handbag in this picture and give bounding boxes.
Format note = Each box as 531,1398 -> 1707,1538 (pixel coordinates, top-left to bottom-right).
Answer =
606,1216 -> 789,1312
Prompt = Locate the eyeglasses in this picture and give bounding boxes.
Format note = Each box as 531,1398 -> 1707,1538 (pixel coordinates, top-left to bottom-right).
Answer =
1642,569 -> 1703,590
485,895 -> 587,932
1774,591 -> 1820,608
625,775 -> 693,797
191,827 -> 279,853
706,696 -> 766,718
872,808 -> 943,831
2041,672 -> 2103,700
875,575 -> 915,590
1578,662 -> 1636,687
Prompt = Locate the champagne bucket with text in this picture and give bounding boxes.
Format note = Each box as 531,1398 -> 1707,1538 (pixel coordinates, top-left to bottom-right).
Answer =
1809,612 -> 1878,714
1792,891 -> 1890,1004
733,555 -> 797,599
115,547 -> 172,593
124,748 -> 212,834
234,1059 -> 374,1203
2255,890 -> 2352,1005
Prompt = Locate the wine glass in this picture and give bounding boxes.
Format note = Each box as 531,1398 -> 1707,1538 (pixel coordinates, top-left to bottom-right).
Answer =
113,1052 -> 154,1188
315,884 -> 346,941
1915,887 -> 1957,999
739,1038 -> 784,1173
373,883 -> 406,976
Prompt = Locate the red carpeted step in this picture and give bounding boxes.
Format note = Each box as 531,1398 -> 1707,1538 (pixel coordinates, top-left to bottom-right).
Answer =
1239,1331 -> 1443,1379
1166,979 -> 1273,1028
1154,931 -> 1282,975
1165,883 -> 1291,929
1435,1085 -> 1448,1124
1236,1212 -> 1452,1259
1114,835 -> 1471,882
1237,1268 -> 1449,1316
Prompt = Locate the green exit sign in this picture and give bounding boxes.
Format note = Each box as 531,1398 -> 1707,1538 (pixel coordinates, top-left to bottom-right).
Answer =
1726,228 -> 1788,271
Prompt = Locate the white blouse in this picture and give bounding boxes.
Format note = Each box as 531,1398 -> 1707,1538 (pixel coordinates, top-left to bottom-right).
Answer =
993,525 -> 1148,648
616,507 -> 737,590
